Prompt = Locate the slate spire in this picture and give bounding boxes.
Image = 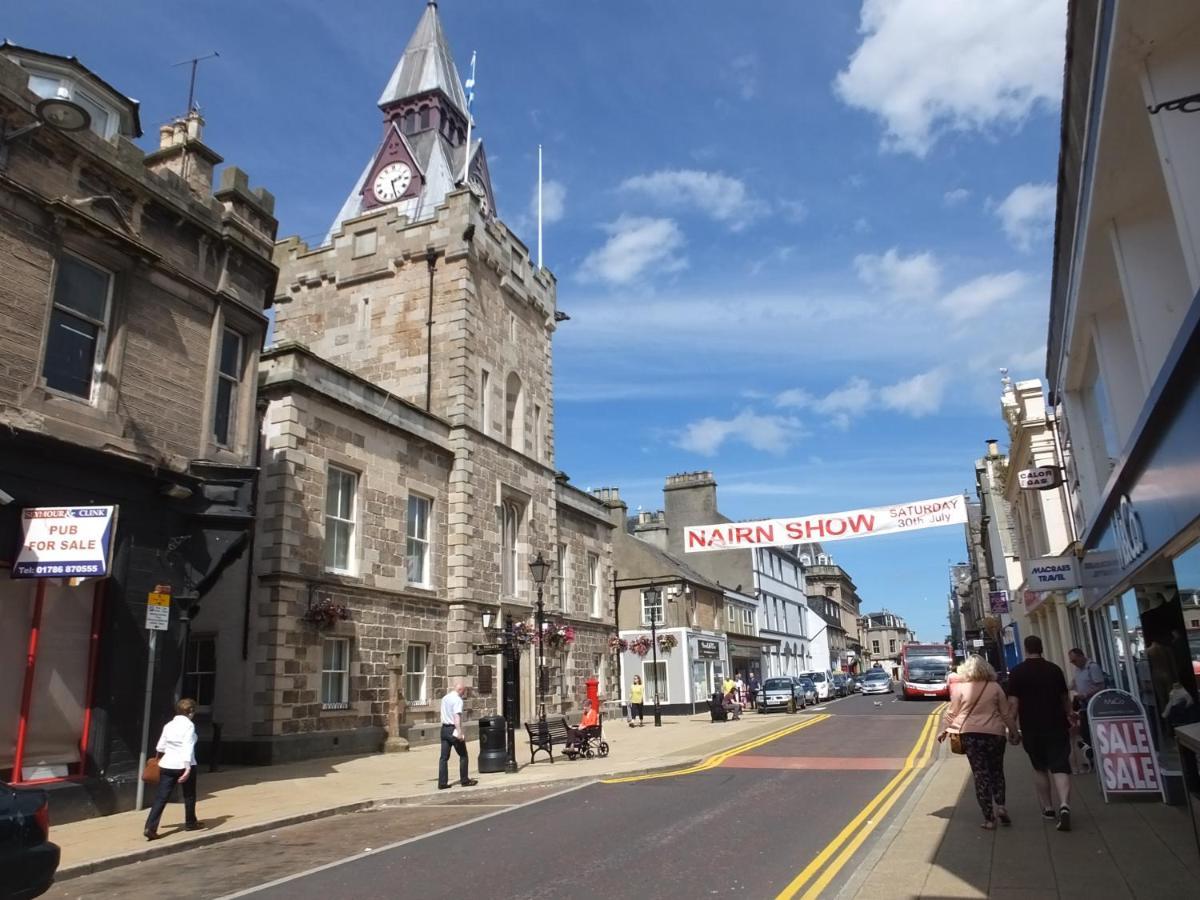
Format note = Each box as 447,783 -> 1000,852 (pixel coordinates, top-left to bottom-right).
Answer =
377,0 -> 468,114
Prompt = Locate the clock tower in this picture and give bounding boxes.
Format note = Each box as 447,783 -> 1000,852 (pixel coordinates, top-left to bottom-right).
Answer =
325,0 -> 495,239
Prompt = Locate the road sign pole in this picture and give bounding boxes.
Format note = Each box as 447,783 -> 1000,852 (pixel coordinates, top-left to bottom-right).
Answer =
135,629 -> 157,811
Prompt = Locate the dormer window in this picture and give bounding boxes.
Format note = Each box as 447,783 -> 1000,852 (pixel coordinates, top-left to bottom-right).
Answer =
22,67 -> 119,140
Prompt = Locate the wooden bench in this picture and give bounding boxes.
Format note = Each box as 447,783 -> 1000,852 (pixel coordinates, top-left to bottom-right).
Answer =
524,716 -> 574,764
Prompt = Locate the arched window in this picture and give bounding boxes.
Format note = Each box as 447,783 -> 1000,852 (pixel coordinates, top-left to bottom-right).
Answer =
500,501 -> 519,595
418,107 -> 430,130
505,372 -> 523,450
800,555 -> 811,566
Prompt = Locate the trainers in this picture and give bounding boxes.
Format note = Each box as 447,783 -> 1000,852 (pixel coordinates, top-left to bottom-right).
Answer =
1056,806 -> 1071,832
460,778 -> 478,787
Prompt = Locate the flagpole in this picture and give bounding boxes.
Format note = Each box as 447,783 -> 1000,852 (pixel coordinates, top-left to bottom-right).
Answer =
537,144 -> 543,269
462,51 -> 476,184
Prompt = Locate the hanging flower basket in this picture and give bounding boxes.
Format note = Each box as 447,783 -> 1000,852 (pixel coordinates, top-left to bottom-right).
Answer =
302,597 -> 349,629
629,635 -> 653,657
536,619 -> 576,652
509,620 -> 534,648
608,635 -> 628,655
658,633 -> 678,653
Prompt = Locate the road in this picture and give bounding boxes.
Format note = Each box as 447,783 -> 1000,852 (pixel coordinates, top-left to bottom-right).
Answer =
47,693 -> 946,900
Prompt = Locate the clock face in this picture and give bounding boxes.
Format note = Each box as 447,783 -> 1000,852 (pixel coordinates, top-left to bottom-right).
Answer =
372,162 -> 412,203
468,175 -> 490,216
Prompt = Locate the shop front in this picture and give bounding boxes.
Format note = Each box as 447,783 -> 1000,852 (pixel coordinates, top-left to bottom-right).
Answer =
728,635 -> 772,685
619,628 -> 728,716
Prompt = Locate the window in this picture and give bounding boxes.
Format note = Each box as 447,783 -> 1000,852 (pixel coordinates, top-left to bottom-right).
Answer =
641,589 -> 663,626
588,553 -> 601,617
352,229 -> 377,258
212,327 -> 243,447
479,368 -> 490,432
742,608 -> 754,628
405,494 -> 432,586
872,640 -> 880,654
555,542 -> 568,609
183,635 -> 216,710
500,501 -> 519,595
889,639 -> 896,653
324,467 -> 357,573
24,69 -> 118,139
726,605 -> 735,624
321,637 -> 350,708
43,254 -> 112,401
643,660 -> 668,703
533,404 -> 543,461
505,372 -> 523,449
404,643 -> 427,704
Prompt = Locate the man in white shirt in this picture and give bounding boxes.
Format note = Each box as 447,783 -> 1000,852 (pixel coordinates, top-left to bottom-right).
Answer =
144,698 -> 201,839
438,681 -> 478,789
1068,648 -> 1106,768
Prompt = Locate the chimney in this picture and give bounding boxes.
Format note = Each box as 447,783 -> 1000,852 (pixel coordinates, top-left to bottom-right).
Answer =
662,470 -> 718,555
592,486 -> 628,531
985,439 -> 1000,458
632,510 -> 669,552
144,113 -> 223,198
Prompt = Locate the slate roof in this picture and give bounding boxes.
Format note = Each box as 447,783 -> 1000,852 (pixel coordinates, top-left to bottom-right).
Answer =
376,1 -> 468,115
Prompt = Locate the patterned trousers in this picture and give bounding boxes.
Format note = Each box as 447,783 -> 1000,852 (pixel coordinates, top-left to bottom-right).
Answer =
961,732 -> 1007,820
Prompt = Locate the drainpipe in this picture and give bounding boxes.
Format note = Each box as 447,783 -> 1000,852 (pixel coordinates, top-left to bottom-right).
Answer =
241,397 -> 267,661
425,246 -> 438,412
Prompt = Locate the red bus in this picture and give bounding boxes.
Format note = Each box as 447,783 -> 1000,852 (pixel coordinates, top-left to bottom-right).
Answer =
899,642 -> 954,700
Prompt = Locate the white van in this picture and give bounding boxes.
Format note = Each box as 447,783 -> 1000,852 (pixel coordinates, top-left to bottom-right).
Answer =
802,670 -> 833,700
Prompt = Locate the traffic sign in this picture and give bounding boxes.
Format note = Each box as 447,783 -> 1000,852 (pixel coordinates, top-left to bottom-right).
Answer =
146,585 -> 171,631
474,643 -> 505,655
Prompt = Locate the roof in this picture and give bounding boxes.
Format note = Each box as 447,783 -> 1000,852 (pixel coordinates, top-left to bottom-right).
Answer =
0,41 -> 143,137
376,1 -> 468,114
615,530 -> 723,594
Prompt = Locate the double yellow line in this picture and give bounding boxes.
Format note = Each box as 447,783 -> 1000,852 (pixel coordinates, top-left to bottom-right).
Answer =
601,713 -> 831,784
775,703 -> 946,900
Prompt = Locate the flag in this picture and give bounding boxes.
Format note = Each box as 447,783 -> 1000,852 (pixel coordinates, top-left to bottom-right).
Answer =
464,51 -> 476,111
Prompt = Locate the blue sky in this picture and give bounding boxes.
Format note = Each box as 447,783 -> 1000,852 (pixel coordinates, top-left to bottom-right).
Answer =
9,1 -> 1067,642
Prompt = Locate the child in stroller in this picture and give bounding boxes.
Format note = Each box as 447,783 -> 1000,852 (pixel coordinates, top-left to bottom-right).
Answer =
565,703 -> 609,759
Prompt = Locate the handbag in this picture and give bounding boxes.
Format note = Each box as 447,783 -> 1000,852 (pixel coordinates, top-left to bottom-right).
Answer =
948,685 -> 987,755
141,756 -> 161,785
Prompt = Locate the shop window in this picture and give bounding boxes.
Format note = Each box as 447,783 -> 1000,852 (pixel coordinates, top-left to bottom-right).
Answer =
43,253 -> 113,401
1171,542 -> 1200,680
404,643 -> 427,705
643,660 -> 668,703
406,493 -> 432,586
212,327 -> 243,447
641,589 -> 663,626
500,500 -> 520,596
321,637 -> 350,709
555,542 -> 568,610
324,466 -> 357,573
587,552 -> 601,617
183,635 -> 217,711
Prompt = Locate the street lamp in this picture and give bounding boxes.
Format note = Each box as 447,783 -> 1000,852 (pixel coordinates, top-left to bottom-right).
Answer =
644,585 -> 666,727
528,551 -> 552,722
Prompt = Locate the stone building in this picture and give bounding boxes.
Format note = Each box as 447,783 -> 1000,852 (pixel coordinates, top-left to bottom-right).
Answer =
239,2 -> 614,762
0,43 -> 276,814
862,611 -> 912,679
795,542 -> 864,672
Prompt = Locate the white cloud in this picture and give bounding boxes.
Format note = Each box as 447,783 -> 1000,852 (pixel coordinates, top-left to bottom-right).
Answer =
994,182 -> 1056,251
676,409 -> 804,456
577,216 -> 686,285
943,188 -> 971,207
940,271 -> 1029,321
854,248 -> 941,299
620,169 -> 764,231
878,368 -> 949,417
529,178 -> 566,225
834,0 -> 1066,156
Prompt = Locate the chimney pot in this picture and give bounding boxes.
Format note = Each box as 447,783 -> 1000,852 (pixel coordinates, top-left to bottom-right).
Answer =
158,124 -> 174,149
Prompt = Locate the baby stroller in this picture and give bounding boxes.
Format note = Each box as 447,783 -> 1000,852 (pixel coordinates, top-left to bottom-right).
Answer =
564,710 -> 610,760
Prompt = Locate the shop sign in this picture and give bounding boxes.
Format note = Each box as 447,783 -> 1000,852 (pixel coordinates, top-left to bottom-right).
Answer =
1112,495 -> 1147,569
145,586 -> 171,631
1017,467 -> 1062,490
988,590 -> 1010,614
12,506 -> 117,578
696,639 -> 721,660
1023,555 -> 1080,590
1087,689 -> 1165,802
684,494 -> 967,552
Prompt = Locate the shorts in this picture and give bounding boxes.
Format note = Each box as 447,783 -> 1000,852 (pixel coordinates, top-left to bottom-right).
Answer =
1022,730 -> 1072,775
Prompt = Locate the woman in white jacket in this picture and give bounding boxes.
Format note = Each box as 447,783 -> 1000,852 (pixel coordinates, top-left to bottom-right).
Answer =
144,698 -> 202,840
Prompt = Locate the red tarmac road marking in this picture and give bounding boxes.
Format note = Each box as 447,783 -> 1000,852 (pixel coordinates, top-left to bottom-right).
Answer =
720,756 -> 906,771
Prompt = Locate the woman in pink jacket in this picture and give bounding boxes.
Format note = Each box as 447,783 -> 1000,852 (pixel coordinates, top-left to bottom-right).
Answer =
938,656 -> 1020,829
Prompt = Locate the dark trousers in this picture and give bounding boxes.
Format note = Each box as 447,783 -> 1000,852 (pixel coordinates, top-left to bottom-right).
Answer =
438,724 -> 469,787
144,766 -> 197,833
631,702 -> 644,723
962,733 -> 1007,821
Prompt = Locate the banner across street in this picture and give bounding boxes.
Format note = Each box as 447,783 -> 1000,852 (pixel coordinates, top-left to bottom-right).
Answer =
683,494 -> 968,553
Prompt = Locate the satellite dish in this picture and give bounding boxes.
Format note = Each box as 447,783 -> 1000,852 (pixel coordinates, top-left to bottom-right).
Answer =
36,97 -> 91,133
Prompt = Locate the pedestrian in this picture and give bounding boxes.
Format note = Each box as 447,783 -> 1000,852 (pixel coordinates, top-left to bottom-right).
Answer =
734,671 -> 746,706
1006,635 -> 1075,831
143,698 -> 202,840
722,687 -> 743,720
937,656 -> 1018,829
437,681 -> 478,790
748,672 -> 760,709
629,674 -> 645,727
1067,647 -> 1105,771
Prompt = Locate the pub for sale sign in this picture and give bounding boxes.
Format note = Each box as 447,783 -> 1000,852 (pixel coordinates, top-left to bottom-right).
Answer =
1086,689 -> 1166,802
12,506 -> 117,578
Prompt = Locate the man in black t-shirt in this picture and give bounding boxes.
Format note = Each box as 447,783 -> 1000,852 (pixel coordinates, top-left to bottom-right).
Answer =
1005,635 -> 1076,832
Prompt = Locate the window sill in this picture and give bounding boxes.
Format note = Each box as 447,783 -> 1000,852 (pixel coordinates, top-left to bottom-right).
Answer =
321,702 -> 350,711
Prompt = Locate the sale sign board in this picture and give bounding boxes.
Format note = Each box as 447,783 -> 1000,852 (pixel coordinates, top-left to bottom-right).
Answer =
12,506 -> 117,578
1086,689 -> 1166,802
683,494 -> 967,553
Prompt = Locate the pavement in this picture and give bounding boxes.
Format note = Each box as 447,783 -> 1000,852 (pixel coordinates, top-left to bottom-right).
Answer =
50,705 -> 815,880
841,744 -> 1200,899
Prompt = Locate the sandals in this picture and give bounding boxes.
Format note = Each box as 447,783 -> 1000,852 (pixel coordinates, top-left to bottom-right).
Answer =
996,808 -> 1011,826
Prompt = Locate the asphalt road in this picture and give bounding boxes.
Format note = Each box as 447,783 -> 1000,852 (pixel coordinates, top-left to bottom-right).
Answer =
194,692 -> 942,900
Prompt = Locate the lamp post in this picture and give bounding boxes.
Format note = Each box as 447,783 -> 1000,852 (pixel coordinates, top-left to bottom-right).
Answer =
644,585 -> 664,727
528,551 -> 552,722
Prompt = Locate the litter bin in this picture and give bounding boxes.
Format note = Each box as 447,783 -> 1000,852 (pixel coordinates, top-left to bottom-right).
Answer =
478,715 -> 508,773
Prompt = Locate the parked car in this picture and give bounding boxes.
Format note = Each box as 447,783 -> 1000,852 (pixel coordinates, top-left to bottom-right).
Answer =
1,780 -> 60,899
830,673 -> 850,697
860,669 -> 893,695
757,676 -> 806,713
802,670 -> 834,700
794,676 -> 819,706
845,675 -> 861,693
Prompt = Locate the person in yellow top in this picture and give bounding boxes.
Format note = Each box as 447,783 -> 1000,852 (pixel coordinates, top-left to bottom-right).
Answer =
722,676 -> 735,696
628,675 -> 645,727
